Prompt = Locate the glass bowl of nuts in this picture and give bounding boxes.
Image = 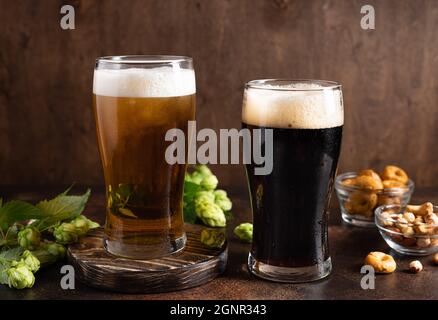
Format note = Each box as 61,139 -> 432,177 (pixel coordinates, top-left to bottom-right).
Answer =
334,166 -> 414,227
375,203 -> 438,256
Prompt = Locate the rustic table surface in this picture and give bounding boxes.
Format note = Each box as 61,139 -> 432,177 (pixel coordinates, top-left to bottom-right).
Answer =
1,186 -> 437,300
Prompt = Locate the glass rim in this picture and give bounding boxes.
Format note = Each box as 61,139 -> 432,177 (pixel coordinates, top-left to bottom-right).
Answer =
245,79 -> 341,91
95,55 -> 193,65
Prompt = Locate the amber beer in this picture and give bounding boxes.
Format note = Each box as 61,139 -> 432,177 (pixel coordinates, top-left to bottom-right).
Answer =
242,80 -> 344,282
93,56 -> 196,259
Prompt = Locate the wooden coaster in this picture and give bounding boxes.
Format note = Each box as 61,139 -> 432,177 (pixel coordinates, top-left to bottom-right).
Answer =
67,224 -> 227,293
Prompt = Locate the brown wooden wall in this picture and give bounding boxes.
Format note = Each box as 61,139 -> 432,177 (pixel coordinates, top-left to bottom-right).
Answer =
1,0 -> 438,188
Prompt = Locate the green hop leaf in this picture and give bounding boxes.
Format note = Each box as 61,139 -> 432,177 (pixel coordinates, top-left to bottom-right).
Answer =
0,247 -> 24,261
0,201 -> 44,232
234,223 -> 253,243
34,189 -> 91,230
183,202 -> 197,224
0,224 -> 19,247
184,180 -> 202,196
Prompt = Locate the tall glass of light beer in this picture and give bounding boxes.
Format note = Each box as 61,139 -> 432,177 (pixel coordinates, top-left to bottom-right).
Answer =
93,56 -> 196,259
242,80 -> 343,282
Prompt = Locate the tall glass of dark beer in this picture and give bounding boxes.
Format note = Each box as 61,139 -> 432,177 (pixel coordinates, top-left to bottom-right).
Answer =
242,80 -> 343,282
93,56 -> 196,259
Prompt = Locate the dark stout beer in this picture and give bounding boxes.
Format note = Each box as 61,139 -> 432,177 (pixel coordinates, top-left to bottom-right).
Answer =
242,80 -> 343,282
243,125 -> 342,266
93,57 -> 196,259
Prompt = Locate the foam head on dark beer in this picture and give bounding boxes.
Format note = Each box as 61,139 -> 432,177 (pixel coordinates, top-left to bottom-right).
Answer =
93,67 -> 196,97
242,81 -> 343,129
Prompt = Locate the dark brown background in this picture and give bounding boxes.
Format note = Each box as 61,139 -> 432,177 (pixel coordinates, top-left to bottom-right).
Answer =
1,0 -> 438,188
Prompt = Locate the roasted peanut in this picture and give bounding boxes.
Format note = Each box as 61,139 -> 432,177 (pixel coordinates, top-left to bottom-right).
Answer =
425,212 -> 438,225
378,211 -> 394,227
403,212 -> 416,223
414,223 -> 431,235
401,237 -> 417,247
395,217 -> 409,229
386,227 -> 403,243
406,203 -> 433,217
364,252 -> 396,273
433,253 -> 438,265
430,238 -> 438,247
416,237 -> 431,248
414,216 -> 425,225
409,260 -> 423,273
400,226 -> 415,237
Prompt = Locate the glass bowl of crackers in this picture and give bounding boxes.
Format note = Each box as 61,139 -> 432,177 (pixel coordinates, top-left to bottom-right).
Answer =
335,165 -> 414,227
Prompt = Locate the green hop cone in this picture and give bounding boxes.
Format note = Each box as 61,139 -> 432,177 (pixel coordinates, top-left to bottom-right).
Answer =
69,215 -> 99,236
194,190 -> 215,204
186,164 -> 213,186
200,229 -> 225,249
214,189 -> 232,211
234,223 -> 253,243
53,215 -> 98,245
18,250 -> 40,273
86,219 -> 99,230
195,164 -> 212,177
195,201 -> 226,227
6,262 -> 35,289
184,172 -> 193,183
70,215 -> 90,235
53,222 -> 79,244
31,241 -> 66,267
200,175 -> 218,191
45,242 -> 66,259
17,226 -> 41,250
189,171 -> 204,184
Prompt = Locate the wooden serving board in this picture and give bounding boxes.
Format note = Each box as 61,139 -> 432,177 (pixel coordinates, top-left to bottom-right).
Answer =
67,224 -> 228,293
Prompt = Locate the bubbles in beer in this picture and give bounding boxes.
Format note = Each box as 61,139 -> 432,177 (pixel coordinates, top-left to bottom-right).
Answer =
93,67 -> 196,98
242,82 -> 344,129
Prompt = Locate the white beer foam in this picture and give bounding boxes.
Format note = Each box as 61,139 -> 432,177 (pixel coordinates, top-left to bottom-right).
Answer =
242,83 -> 344,129
93,67 -> 196,98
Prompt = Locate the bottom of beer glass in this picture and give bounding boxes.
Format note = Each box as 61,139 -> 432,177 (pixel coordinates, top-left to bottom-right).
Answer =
247,253 -> 332,283
104,233 -> 186,260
